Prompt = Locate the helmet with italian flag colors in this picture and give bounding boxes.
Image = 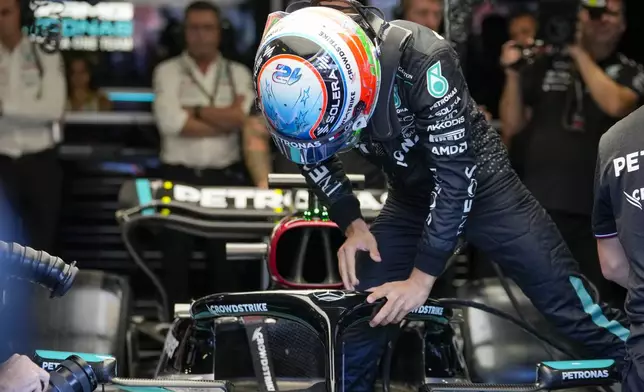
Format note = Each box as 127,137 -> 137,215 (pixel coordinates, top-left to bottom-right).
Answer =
253,5 -> 381,165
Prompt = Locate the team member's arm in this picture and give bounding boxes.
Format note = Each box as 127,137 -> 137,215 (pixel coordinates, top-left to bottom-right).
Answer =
0,51 -> 65,123
198,63 -> 253,131
152,62 -> 221,138
0,354 -> 50,392
570,48 -> 644,118
243,115 -> 272,188
592,143 -> 629,288
98,92 -> 112,112
597,237 -> 629,288
414,43 -> 477,280
498,41 -> 534,145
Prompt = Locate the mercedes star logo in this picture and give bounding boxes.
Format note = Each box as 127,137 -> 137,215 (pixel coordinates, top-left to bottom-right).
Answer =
313,290 -> 346,302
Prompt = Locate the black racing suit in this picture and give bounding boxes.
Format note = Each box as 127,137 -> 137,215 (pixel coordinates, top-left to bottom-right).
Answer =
300,21 -> 629,391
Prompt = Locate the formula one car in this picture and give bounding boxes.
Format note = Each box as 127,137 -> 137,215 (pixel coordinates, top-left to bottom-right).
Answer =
4,235 -> 619,392
36,290 -> 622,392
114,174 -> 620,391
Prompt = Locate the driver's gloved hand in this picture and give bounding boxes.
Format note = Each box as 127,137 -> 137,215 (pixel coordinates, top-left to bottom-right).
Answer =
0,354 -> 49,392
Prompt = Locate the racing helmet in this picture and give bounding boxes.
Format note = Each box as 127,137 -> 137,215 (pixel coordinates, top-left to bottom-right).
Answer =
253,5 -> 382,164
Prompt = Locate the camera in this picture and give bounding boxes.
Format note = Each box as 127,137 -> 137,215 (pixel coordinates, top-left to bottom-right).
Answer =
537,0 -> 579,47
37,350 -> 231,392
33,351 -> 117,392
537,0 -> 609,48
44,355 -> 105,392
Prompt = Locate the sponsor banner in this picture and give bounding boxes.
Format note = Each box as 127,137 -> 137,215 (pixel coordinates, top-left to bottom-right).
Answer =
138,182 -> 388,212
31,1 -> 133,52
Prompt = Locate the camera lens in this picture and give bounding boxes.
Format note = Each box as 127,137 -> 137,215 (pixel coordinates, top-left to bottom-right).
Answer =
544,16 -> 573,46
48,355 -> 98,392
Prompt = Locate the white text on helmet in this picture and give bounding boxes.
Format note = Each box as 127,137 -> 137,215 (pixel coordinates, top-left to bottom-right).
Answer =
254,45 -> 275,77
328,68 -> 341,121
318,31 -> 355,81
341,91 -> 357,124
317,53 -> 332,70
282,140 -> 322,149
314,55 -> 343,134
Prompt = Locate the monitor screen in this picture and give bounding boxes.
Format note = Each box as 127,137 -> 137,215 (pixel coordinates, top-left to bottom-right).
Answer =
30,1 -> 135,52
28,1 -> 262,88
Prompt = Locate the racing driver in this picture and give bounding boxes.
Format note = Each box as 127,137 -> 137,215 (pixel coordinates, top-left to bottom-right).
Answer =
253,1 -> 629,390
593,105 -> 644,390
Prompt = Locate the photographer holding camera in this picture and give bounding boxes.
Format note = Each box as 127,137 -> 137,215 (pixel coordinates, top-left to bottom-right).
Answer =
0,354 -> 49,392
499,0 -> 644,308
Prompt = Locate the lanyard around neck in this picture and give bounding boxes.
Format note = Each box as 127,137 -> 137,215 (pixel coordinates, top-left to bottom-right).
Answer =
183,58 -> 224,105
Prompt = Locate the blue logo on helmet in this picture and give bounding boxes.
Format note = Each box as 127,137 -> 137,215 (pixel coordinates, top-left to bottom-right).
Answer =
262,80 -> 325,139
272,64 -> 302,85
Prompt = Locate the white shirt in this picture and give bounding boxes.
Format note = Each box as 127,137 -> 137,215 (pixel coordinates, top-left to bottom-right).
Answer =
0,37 -> 66,158
152,52 -> 254,169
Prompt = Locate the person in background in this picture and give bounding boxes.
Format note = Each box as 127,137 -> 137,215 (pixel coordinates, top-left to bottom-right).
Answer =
592,105 -> 644,391
400,0 -> 494,122
157,7 -> 184,62
466,14 -> 507,122
499,10 -> 536,167
397,0 -> 443,32
0,0 -> 65,362
499,0 -> 644,308
243,109 -> 271,189
0,0 -> 66,252
508,11 -> 537,47
66,56 -> 111,112
152,0 -> 254,310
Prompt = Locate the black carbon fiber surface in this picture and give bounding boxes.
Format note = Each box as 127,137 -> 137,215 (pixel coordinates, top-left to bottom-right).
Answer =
215,319 -> 325,379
